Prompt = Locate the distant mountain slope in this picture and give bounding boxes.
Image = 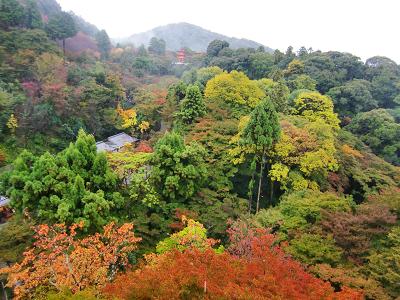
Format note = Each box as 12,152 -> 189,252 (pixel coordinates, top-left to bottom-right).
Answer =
120,23 -> 272,52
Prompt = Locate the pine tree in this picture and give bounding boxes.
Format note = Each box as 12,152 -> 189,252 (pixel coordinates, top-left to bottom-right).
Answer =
24,0 -> 43,29
45,12 -> 77,60
242,99 -> 280,212
95,29 -> 112,60
0,0 -> 24,29
150,131 -> 208,203
179,85 -> 206,124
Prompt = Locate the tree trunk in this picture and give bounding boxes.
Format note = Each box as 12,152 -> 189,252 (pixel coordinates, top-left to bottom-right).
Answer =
256,151 -> 265,213
248,158 -> 257,214
248,175 -> 254,214
1,280 -> 8,300
63,39 -> 66,64
270,178 -> 274,205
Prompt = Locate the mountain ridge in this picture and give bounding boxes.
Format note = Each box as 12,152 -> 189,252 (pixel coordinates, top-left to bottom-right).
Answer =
118,22 -> 273,52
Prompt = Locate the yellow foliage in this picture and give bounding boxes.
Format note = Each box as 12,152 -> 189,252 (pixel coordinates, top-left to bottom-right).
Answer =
139,121 -> 150,133
285,59 -> 304,76
274,133 -> 296,159
341,144 -> 364,159
6,114 -> 18,133
35,53 -> 64,83
116,105 -> 137,129
272,117 -> 339,190
269,163 -> 290,182
290,173 -> 309,191
308,181 -> 320,191
294,91 -> 340,130
228,115 -> 255,164
205,70 -> 265,109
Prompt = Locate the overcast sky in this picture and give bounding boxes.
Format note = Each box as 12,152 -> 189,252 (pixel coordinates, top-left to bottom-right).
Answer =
57,0 -> 399,63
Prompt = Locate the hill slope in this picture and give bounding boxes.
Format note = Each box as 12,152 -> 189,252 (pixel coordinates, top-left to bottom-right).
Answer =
120,22 -> 272,52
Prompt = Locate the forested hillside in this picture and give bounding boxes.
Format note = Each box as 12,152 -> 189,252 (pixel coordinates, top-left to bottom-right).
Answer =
0,0 -> 399,299
120,22 -> 271,52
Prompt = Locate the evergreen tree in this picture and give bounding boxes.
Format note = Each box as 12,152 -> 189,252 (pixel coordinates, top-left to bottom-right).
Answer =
95,29 -> 112,60
179,84 -> 206,124
0,130 -> 123,231
0,0 -> 24,29
45,12 -> 77,59
148,37 -> 166,55
150,132 -> 208,203
242,99 -> 280,212
24,0 -> 43,29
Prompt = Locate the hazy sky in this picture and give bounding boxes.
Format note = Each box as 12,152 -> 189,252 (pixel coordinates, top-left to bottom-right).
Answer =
57,0 -> 399,63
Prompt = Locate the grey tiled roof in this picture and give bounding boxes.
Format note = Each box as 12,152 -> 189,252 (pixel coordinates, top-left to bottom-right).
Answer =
96,133 -> 139,152
0,196 -> 10,207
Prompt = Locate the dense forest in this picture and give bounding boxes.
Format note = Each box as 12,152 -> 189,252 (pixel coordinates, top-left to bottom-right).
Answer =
0,0 -> 399,299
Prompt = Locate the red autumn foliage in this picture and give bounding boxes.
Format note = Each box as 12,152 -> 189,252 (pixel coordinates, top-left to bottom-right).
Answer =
104,230 -> 362,300
1,222 -> 141,299
22,81 -> 40,99
62,32 -> 99,54
169,208 -> 198,231
320,202 -> 397,263
134,141 -> 153,153
153,89 -> 168,105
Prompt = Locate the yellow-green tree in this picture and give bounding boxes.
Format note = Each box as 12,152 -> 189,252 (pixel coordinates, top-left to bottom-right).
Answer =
116,105 -> 137,129
6,113 -> 18,133
257,78 -> 290,112
205,71 -> 265,110
292,91 -> 340,129
270,116 -> 339,191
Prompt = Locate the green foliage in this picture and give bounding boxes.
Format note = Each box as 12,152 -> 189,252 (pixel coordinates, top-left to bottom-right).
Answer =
366,56 -> 400,108
150,131 -> 208,203
327,79 -> 377,117
335,130 -> 400,202
257,78 -> 290,112
189,188 -> 247,241
23,0 -> 43,29
0,130 -> 123,231
45,12 -> 77,49
179,84 -> 206,124
0,214 -> 34,264
0,0 -> 24,29
148,37 -> 166,55
95,29 -> 111,60
182,66 -> 224,89
242,99 -> 280,152
366,227 -> 400,298
46,289 -> 100,300
288,233 -> 343,266
302,51 -> 365,93
240,99 -> 280,211
248,52 -> 274,79
206,39 -> 229,57
255,190 -> 353,238
0,86 -> 23,135
346,109 -> 400,165
288,74 -> 317,91
167,81 -> 187,103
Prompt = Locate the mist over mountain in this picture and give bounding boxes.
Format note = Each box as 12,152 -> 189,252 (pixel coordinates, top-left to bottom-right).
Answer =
119,22 -> 272,52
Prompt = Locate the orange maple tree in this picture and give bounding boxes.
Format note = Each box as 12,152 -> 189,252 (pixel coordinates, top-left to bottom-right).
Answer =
1,222 -> 141,299
104,228 -> 362,300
